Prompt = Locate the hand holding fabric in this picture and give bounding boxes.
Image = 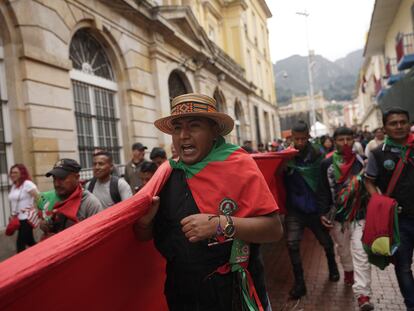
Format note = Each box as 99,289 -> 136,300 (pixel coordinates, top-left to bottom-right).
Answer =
133,196 -> 160,241
181,214 -> 218,243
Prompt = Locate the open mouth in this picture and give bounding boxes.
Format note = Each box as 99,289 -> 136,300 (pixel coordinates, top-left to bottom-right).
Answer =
181,144 -> 196,155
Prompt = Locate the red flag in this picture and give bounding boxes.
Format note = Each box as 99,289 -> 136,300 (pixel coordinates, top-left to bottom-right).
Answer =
51,185 -> 83,222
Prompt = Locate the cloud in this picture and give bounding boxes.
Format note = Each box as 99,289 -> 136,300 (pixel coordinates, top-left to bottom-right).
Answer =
268,0 -> 375,62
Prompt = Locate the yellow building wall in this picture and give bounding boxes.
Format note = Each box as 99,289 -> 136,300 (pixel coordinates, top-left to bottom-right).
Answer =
384,0 -> 414,59
182,0 -> 275,105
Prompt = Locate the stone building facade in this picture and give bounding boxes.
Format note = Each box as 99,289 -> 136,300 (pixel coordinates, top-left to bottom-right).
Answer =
278,92 -> 329,134
0,0 -> 278,226
359,0 -> 414,129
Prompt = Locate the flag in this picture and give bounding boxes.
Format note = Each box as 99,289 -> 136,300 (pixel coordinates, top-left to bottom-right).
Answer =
26,208 -> 41,228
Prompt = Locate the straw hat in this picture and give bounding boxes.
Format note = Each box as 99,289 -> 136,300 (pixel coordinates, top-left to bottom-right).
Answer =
154,93 -> 234,136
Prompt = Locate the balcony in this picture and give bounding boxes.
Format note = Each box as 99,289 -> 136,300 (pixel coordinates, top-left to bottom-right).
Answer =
376,88 -> 388,101
385,57 -> 403,85
396,32 -> 414,71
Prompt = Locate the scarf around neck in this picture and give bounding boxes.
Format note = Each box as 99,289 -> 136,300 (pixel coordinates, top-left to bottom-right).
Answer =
49,185 -> 83,222
286,143 -> 322,192
384,134 -> 414,163
332,145 -> 356,183
169,136 -> 278,217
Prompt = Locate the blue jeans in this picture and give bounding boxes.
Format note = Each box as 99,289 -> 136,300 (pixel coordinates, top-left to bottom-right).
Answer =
394,216 -> 414,310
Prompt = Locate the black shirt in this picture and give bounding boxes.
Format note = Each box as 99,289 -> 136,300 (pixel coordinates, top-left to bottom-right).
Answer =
366,143 -> 414,216
153,169 -> 268,309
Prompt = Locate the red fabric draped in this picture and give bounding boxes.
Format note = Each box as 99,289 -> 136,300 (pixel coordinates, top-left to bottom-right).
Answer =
0,154 -> 288,310
52,185 -> 83,222
252,150 -> 298,214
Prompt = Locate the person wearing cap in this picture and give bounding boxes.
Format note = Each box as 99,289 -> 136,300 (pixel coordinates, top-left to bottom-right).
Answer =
365,108 -> 414,310
137,161 -> 158,191
149,147 -> 167,167
134,93 -> 283,310
39,159 -> 103,235
124,142 -> 149,194
170,144 -> 179,162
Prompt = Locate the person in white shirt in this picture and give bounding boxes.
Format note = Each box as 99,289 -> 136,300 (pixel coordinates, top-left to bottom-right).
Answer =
8,164 -> 39,252
365,128 -> 385,157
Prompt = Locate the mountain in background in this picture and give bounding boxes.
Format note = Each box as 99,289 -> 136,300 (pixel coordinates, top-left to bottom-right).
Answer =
273,49 -> 363,105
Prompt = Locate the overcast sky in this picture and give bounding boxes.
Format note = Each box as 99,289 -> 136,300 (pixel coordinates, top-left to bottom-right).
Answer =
267,0 -> 375,63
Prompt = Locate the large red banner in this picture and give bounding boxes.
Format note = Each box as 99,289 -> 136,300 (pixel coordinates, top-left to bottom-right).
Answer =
0,152 -> 290,310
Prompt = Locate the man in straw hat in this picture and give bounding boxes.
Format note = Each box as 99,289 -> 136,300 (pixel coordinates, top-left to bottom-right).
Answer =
134,93 -> 283,310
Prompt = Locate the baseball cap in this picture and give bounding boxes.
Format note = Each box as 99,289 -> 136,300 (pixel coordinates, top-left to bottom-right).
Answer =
150,147 -> 167,160
45,158 -> 82,178
132,142 -> 147,151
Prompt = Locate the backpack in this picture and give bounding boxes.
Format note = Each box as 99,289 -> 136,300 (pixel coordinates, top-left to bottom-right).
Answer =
87,176 -> 122,204
361,148 -> 410,269
362,193 -> 400,269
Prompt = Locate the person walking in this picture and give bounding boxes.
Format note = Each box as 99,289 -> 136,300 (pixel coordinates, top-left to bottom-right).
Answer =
283,121 -> 339,300
86,151 -> 132,209
150,147 -> 168,167
39,159 -> 102,235
124,143 -> 149,194
318,127 -> 374,311
365,108 -> 414,310
134,93 -> 283,310
8,164 -> 39,252
364,128 -> 385,157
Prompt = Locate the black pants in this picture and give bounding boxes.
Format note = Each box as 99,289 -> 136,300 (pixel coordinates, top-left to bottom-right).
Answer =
164,263 -> 269,311
165,266 -> 234,311
16,220 -> 36,253
285,213 -> 335,278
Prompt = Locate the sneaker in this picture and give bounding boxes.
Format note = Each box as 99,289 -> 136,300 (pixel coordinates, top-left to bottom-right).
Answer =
358,295 -> 374,311
328,263 -> 340,282
344,270 -> 354,286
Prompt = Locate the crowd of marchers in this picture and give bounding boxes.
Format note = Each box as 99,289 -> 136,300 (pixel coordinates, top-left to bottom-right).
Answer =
5,93 -> 414,311
6,143 -> 171,245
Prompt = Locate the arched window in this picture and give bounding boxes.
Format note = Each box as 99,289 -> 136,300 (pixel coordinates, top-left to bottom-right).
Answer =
70,30 -> 114,80
69,29 -> 121,168
234,100 -> 244,145
213,88 -> 227,113
168,70 -> 192,102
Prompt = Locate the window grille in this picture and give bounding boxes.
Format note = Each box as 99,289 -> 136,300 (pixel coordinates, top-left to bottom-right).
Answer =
72,81 -> 120,168
70,29 -> 121,169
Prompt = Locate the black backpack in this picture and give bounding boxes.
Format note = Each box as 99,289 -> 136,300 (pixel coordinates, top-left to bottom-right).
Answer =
87,176 -> 122,204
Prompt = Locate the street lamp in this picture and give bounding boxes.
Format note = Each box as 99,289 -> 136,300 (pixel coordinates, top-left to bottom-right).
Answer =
296,10 -> 316,131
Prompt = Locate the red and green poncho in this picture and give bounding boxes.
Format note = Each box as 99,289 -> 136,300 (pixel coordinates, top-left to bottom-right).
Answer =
332,146 -> 367,222
144,136 -> 279,311
168,136 -> 279,217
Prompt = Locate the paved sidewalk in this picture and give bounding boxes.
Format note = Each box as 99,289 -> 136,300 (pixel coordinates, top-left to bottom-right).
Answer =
263,229 -> 406,311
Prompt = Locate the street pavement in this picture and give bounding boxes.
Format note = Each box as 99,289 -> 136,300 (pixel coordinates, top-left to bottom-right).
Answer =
262,229 -> 407,311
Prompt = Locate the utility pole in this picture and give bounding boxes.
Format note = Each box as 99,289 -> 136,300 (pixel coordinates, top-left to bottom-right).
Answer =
296,11 -> 316,132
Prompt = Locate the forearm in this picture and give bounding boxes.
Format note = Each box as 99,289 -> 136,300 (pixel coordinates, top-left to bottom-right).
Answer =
364,177 -> 379,195
227,213 -> 283,243
133,196 -> 160,241
30,189 -> 40,207
133,223 -> 153,241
